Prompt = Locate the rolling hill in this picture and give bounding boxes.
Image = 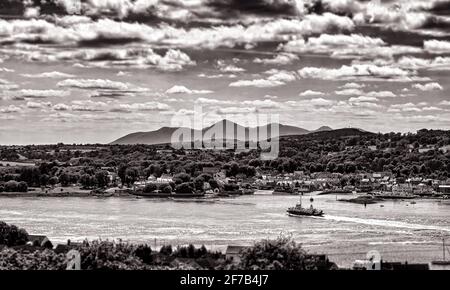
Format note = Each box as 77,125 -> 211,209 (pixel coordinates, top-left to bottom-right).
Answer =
110,120 -> 318,145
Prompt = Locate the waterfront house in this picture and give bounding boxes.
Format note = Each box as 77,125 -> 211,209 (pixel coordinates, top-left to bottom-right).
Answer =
225,245 -> 249,264
156,174 -> 173,183
438,184 -> 450,194
27,235 -> 53,248
203,166 -> 221,175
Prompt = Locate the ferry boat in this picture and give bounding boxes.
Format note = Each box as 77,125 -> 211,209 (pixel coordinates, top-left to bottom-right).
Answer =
287,196 -> 324,217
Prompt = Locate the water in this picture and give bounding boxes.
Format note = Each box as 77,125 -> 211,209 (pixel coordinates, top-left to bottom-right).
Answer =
1,192 -> 450,269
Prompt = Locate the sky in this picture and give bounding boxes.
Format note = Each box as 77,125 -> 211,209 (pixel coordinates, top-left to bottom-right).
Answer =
0,0 -> 450,145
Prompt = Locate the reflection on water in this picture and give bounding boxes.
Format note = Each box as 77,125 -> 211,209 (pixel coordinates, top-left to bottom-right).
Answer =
1,192 -> 450,268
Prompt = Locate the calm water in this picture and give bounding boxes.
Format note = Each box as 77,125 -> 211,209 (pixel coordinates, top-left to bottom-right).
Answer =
1,192 -> 450,268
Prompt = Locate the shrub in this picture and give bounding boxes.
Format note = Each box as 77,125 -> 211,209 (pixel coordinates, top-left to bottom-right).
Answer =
238,235 -> 335,270
175,182 -> 194,194
74,240 -> 151,270
160,185 -> 172,194
133,245 -> 152,264
143,183 -> 157,193
0,249 -> 66,270
160,245 -> 172,255
0,221 -> 29,247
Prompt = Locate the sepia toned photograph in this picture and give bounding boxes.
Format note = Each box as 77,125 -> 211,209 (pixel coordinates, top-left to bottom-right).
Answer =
0,0 -> 450,278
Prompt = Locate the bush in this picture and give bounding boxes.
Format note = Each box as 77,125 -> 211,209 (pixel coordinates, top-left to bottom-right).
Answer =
143,183 -> 157,193
160,245 -> 173,255
238,235 -> 334,270
0,249 -> 66,270
0,221 -> 29,247
4,180 -> 28,192
133,245 -> 152,264
175,182 -> 194,194
75,240 -> 151,270
160,185 -> 172,194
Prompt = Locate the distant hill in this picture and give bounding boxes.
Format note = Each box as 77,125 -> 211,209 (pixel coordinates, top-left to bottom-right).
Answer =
110,119 -> 311,145
313,126 -> 333,132
285,128 -> 375,141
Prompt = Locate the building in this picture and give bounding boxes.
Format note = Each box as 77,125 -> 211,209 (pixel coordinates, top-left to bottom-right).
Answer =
202,166 -> 221,174
225,245 -> 249,264
438,185 -> 450,194
156,174 -> 173,183
27,235 -> 53,248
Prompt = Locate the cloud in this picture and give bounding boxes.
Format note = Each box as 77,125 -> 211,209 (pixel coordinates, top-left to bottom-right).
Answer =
340,82 -> 365,89
20,71 -> 75,78
3,89 -> 70,99
111,102 -> 171,112
241,99 -> 280,109
26,101 -> 52,109
365,91 -> 397,98
229,68 -> 297,88
0,79 -> 19,90
439,100 -> 450,106
412,82 -> 443,91
280,33 -> 421,59
335,88 -> 365,96
298,64 -> 413,81
299,90 -> 325,97
229,79 -> 284,88
216,107 -> 257,114
253,53 -> 299,65
195,98 -> 235,105
57,79 -> 135,90
165,85 -> 213,94
0,67 -> 15,72
0,105 -> 22,113
424,39 -> 450,53
216,60 -> 246,73
349,96 -> 378,103
396,56 -> 450,71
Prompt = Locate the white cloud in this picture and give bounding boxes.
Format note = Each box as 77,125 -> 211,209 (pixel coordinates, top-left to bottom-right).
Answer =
4,89 -> 70,99
229,79 -> 284,88
57,79 -> 133,90
299,90 -> 325,97
111,102 -> 171,112
412,82 -> 443,91
340,82 -> 365,89
335,88 -> 365,95
216,107 -> 257,114
0,105 -> 22,113
195,98 -> 235,105
217,61 -> 246,73
165,85 -> 213,94
21,71 -> 75,78
241,99 -> 280,109
26,101 -> 51,109
280,34 -> 421,59
298,64 -> 411,81
349,96 -> 378,103
424,40 -> 450,54
365,91 -> 397,98
253,53 -> 299,65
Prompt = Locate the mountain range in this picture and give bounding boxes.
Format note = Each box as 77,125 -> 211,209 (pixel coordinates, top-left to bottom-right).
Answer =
110,120 -> 335,145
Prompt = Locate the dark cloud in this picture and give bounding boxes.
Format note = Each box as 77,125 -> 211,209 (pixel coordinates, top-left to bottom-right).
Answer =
207,0 -> 301,17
